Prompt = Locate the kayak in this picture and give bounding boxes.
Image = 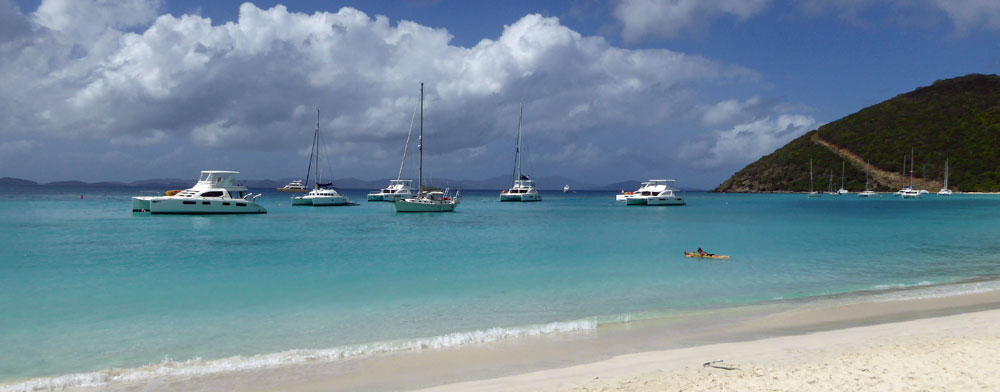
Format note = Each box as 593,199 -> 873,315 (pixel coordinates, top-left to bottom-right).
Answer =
684,252 -> 731,259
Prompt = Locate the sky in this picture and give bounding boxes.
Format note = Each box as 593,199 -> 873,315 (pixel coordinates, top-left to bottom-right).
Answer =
1,0 -> 998,188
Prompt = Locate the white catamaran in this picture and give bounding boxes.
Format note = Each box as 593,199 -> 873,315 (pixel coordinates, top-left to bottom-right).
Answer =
368,98 -> 418,202
500,104 -> 541,202
291,109 -> 353,206
394,83 -> 460,213
858,160 -> 876,197
131,171 -> 267,214
938,158 -> 953,195
808,159 -> 820,197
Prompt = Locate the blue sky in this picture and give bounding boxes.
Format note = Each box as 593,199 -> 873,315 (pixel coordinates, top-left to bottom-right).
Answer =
1,0 -> 998,188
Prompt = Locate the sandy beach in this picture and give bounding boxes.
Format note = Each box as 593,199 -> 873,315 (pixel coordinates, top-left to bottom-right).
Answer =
40,286 -> 996,392
425,308 -> 1000,391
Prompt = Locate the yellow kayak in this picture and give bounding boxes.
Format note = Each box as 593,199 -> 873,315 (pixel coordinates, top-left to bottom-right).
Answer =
684,252 -> 731,259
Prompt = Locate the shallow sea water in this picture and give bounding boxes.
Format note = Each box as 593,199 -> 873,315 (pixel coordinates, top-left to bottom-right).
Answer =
2,186 -> 999,388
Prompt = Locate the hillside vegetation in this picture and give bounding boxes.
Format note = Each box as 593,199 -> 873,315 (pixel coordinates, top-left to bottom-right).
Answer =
715,74 -> 1000,192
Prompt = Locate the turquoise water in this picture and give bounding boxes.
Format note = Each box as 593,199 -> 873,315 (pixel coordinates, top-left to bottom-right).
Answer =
2,187 -> 1000,388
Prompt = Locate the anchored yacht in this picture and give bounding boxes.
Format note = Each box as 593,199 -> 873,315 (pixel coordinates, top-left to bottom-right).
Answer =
368,179 -> 414,202
938,158 -> 953,195
370,99 -> 418,202
291,109 -> 353,206
131,171 -> 266,214
276,179 -> 308,193
394,82 -> 460,213
623,179 -> 685,206
500,104 -> 542,202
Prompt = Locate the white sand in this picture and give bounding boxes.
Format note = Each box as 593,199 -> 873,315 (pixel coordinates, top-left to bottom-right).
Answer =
422,309 -> 1000,391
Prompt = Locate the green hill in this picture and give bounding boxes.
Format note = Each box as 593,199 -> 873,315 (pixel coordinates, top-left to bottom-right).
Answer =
715,74 -> 1000,192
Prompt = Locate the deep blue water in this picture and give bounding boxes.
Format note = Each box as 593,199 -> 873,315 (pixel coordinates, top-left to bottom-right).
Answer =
2,186 -> 1000,388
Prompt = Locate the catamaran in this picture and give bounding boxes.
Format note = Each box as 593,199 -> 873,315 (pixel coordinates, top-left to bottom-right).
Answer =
837,161 -> 849,194
500,104 -> 541,202
394,83 -> 460,213
291,109 -> 353,206
808,159 -> 820,197
132,171 -> 266,214
623,179 -> 685,206
898,148 -> 921,198
368,98 -> 417,202
858,160 -> 876,197
938,158 -> 953,195
826,170 -> 839,195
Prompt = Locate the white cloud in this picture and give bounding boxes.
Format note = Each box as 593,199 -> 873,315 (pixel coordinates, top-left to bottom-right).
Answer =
1,2 -> 755,155
928,0 -> 1000,32
683,114 -> 819,168
614,0 -> 770,41
701,96 -> 767,127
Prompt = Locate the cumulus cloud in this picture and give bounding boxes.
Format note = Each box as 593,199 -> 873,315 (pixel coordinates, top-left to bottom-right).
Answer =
614,0 -> 770,41
0,1 -> 758,177
682,102 -> 819,169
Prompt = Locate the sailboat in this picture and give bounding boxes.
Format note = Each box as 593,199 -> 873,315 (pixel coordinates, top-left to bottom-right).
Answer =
291,109 -> 353,206
826,169 -> 838,195
899,148 -> 921,198
500,104 -> 541,202
368,98 -> 418,202
837,161 -> 849,194
394,83 -> 460,213
808,159 -> 820,197
858,160 -> 876,197
938,158 -> 953,195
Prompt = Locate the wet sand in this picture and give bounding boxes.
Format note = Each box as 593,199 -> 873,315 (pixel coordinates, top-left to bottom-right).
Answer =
67,288 -> 1000,392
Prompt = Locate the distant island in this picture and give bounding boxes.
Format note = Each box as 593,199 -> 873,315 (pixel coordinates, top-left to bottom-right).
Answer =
0,176 -> 705,192
715,73 -> 1000,193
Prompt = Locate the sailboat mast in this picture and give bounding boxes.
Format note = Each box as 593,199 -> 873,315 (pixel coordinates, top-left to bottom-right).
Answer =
418,82 -> 423,195
315,108 -> 321,188
909,147 -> 914,187
902,155 -> 906,189
810,159 -> 814,193
944,158 -> 949,188
516,103 -> 523,184
841,161 -> 845,190
865,160 -> 870,191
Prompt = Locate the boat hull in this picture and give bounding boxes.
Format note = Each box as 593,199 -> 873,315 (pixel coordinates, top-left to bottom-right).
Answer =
394,199 -> 458,212
368,193 -> 410,202
292,196 -> 352,206
647,197 -> 685,206
276,188 -> 308,193
132,197 -> 266,214
499,193 -> 542,202
625,197 -> 648,205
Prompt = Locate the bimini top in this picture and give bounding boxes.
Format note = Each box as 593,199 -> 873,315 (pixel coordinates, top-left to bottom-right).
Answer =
196,171 -> 240,187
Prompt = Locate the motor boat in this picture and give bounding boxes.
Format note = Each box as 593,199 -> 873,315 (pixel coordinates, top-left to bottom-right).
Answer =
276,179 -> 308,193
623,179 -> 685,206
368,179 -> 414,202
131,171 -> 266,214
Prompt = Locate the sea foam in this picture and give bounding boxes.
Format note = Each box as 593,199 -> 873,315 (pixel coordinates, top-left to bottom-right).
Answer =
0,318 -> 598,392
